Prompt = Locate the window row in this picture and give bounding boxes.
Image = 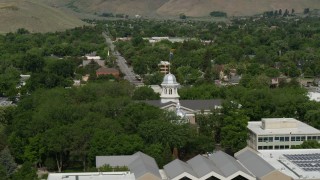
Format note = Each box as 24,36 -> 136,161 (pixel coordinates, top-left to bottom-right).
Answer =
258,145 -> 291,150
258,135 -> 320,142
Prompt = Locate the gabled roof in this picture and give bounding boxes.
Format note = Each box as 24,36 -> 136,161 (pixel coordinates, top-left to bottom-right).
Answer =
235,149 -> 275,178
187,155 -> 224,178
144,99 -> 222,111
96,152 -> 161,180
209,151 -> 251,177
163,159 -> 198,179
96,155 -> 138,168
128,152 -> 161,180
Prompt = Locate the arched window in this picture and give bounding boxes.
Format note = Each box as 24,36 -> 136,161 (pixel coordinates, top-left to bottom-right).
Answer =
165,88 -> 167,94
169,88 -> 172,94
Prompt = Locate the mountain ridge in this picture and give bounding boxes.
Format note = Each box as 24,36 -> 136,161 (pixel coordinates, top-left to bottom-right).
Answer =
45,0 -> 320,17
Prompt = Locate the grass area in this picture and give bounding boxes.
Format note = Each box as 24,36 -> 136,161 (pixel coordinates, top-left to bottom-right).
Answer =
0,0 -> 86,33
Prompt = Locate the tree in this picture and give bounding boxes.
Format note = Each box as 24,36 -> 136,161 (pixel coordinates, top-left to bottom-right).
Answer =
304,110 -> 320,129
132,86 -> 160,100
292,140 -> 320,149
210,11 -> 227,17
11,161 -> 37,180
220,111 -> 249,153
44,126 -> 71,172
161,143 -> 173,167
179,13 -> 187,19
0,147 -> 17,178
22,50 -> 45,73
0,164 -> 7,180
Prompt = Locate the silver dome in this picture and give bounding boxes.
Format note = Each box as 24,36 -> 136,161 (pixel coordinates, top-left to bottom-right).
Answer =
162,73 -> 178,84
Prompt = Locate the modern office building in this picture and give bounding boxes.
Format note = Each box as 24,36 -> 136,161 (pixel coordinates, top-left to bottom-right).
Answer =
247,118 -> 320,150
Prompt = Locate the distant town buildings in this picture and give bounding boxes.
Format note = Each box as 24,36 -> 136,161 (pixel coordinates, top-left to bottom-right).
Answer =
247,118 -> 320,151
96,67 -> 120,78
158,61 -> 170,74
85,52 -> 101,60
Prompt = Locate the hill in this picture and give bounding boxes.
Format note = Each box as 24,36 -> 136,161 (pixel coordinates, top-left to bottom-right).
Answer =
44,0 -> 320,17
0,0 -> 86,34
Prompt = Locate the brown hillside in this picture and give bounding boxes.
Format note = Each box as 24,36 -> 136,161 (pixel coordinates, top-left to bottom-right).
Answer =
44,0 -> 320,17
157,0 -> 320,16
0,0 -> 86,34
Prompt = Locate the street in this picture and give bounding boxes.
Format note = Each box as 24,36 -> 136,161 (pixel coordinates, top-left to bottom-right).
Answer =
103,32 -> 144,86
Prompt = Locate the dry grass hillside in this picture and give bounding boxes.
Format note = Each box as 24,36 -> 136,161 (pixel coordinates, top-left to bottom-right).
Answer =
157,0 -> 320,17
0,0 -> 86,34
44,0 -> 320,17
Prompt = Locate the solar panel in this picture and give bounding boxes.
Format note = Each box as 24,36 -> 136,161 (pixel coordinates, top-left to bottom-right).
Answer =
284,153 -> 320,172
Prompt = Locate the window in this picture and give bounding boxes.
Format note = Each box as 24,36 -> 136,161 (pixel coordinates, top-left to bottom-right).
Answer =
258,146 -> 262,150
312,136 -> 317,140
165,88 -> 167,94
258,137 -> 263,142
296,136 -> 301,141
301,136 -> 306,141
291,136 -> 296,141
307,136 -> 312,140
275,145 -> 280,149
280,145 -> 284,149
268,146 -> 273,149
280,137 -> 284,142
275,137 -> 280,141
169,88 -> 172,94
285,137 -> 289,141
285,145 -> 289,149
269,137 -> 273,142
263,146 -> 268,149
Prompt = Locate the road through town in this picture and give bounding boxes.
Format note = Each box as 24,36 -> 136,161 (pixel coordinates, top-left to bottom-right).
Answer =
103,32 -> 144,86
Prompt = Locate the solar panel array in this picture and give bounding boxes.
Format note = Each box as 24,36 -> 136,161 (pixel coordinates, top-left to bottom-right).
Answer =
284,154 -> 320,172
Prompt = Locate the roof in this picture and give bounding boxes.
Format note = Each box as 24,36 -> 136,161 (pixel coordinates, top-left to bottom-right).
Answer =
162,73 -> 178,85
187,155 -> 224,178
209,151 -> 251,177
163,159 -> 198,179
248,118 -> 320,135
144,99 -> 222,111
96,152 -> 161,180
257,149 -> 320,179
47,172 -> 136,180
128,152 -> 161,179
96,67 -> 119,74
96,155 -> 138,168
235,148 -> 275,178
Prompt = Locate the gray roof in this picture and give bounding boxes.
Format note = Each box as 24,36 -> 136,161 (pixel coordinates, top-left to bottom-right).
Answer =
129,152 -> 161,179
187,155 -> 223,178
209,151 -> 251,177
144,99 -> 222,111
96,155 -> 138,168
235,149 -> 275,178
163,159 -> 198,179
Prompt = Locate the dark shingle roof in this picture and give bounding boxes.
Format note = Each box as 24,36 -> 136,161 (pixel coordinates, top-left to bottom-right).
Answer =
144,99 -> 222,111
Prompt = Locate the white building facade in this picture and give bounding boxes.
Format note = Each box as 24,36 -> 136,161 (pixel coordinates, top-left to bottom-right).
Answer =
247,118 -> 320,150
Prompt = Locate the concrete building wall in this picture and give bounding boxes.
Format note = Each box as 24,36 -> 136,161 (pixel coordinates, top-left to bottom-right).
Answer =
259,170 -> 293,180
137,173 -> 161,180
